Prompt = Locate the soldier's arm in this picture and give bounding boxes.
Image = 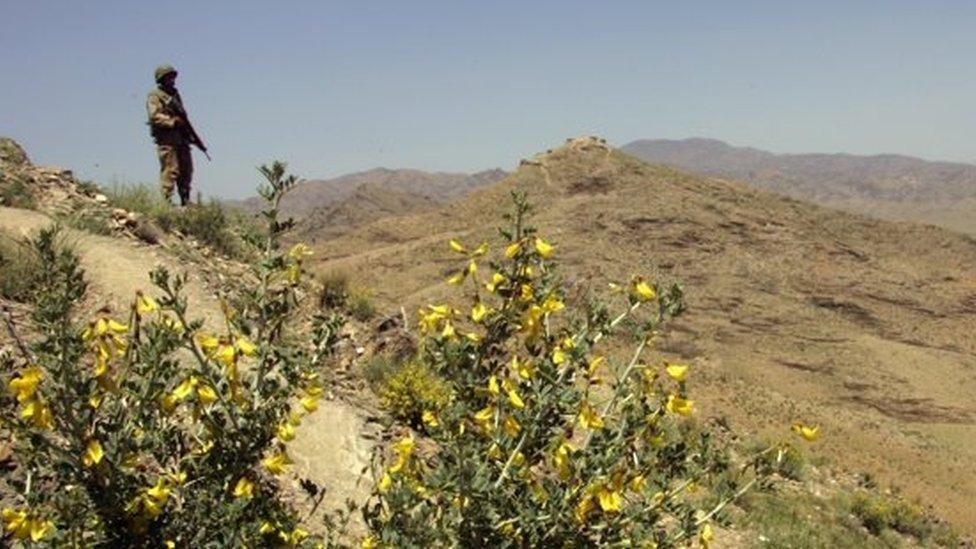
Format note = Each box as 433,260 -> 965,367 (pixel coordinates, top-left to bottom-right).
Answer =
146,94 -> 181,128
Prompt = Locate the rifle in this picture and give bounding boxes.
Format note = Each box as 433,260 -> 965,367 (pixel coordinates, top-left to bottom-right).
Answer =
180,115 -> 211,161
168,92 -> 211,161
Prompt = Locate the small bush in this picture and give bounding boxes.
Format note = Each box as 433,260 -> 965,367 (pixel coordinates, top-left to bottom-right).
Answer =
0,177 -> 36,209
106,184 -> 258,260
347,289 -> 376,321
849,491 -> 936,538
319,271 -> 351,309
371,357 -> 452,427
62,209 -> 113,235
0,232 -> 41,301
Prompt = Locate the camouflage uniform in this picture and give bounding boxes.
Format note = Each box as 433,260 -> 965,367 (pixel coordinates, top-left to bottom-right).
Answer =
147,64 -> 193,204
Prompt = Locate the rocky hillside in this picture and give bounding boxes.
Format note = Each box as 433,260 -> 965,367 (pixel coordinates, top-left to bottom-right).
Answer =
233,167 -> 507,220
622,138 -> 976,235
306,137 -> 976,534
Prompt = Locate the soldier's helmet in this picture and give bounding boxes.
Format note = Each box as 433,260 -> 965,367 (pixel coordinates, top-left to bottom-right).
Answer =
154,64 -> 178,83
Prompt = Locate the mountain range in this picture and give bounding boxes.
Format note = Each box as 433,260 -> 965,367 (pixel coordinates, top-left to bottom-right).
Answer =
622,138 -> 976,235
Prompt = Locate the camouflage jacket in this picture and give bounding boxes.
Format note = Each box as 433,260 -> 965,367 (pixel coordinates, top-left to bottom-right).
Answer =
146,86 -> 189,146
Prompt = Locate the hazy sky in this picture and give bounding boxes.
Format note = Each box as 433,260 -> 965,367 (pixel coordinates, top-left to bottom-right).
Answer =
2,1 -> 974,198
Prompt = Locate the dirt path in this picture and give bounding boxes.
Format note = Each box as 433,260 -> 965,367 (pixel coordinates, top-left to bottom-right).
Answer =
0,206 -> 373,521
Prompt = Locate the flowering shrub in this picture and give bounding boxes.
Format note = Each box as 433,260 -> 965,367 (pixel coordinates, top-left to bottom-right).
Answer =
1,162 -> 342,546
361,191 -> 805,547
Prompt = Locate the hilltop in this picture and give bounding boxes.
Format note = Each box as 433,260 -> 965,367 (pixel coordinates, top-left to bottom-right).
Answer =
307,136 -> 976,534
232,167 -> 507,220
622,137 -> 976,235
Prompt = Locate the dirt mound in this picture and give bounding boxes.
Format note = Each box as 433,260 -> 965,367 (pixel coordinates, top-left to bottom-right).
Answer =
305,136 -> 976,533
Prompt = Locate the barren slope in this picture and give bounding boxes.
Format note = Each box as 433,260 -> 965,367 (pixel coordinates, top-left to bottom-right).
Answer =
307,137 -> 976,533
623,138 -> 976,236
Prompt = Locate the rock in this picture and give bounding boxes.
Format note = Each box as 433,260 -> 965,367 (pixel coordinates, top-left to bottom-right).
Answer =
95,194 -> 108,203
0,137 -> 31,167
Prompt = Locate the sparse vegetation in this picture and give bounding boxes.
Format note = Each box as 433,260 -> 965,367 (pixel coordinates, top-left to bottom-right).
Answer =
319,270 -> 351,309
105,183 -> 260,260
318,270 -> 376,321
0,231 -> 42,301
0,177 -> 36,209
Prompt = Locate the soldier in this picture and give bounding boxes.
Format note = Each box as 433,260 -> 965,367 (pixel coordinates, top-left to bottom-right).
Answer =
146,64 -> 206,206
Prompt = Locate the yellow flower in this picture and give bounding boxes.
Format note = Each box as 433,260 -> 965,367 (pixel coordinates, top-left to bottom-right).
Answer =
136,292 -> 158,315
440,321 -> 456,339
197,384 -> 218,405
665,364 -> 689,382
502,378 -> 525,409
512,355 -> 534,380
361,535 -> 379,549
666,394 -> 694,416
215,345 -> 236,367
446,271 -> 466,285
107,319 -> 128,334
389,435 -> 414,474
485,272 -> 506,293
472,242 -> 489,257
467,259 -> 478,275
487,375 -> 500,396
792,422 -> 820,442
473,405 -> 495,431
471,301 -> 489,323
579,403 -> 604,430
554,442 -> 574,479
378,472 -> 393,492
629,474 -> 647,492
700,523 -> 714,549
633,280 -> 656,302
172,377 -> 198,401
503,415 -> 521,436
21,398 -> 54,430
487,442 -> 503,460
552,348 -> 567,365
263,451 -> 292,475
1,508 -> 31,540
233,477 -> 254,499
83,439 -> 104,468
422,410 -> 440,428
520,283 -> 534,301
504,241 -> 522,259
8,366 -> 42,402
197,333 -> 220,354
534,237 -> 555,258
448,238 -> 467,254
541,294 -> 565,314
277,421 -> 296,441
235,335 -> 257,356
597,486 -> 623,513
587,356 -> 605,377
300,395 -> 320,413
288,242 -> 313,261
146,478 -> 171,504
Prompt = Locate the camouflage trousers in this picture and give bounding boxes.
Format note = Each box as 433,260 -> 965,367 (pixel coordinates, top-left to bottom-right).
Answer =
157,144 -> 193,204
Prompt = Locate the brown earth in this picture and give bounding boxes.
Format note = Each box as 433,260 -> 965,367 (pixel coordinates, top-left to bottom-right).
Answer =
305,136 -> 976,534
622,137 -> 976,236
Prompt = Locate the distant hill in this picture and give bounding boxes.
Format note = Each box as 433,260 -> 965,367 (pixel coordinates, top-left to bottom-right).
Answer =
232,167 -> 507,220
305,137 -> 976,533
622,138 -> 976,235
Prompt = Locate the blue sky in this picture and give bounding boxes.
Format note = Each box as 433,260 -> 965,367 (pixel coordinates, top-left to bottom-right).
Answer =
2,1 -> 974,198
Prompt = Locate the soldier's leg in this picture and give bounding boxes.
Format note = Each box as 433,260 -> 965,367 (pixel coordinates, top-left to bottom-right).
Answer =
157,145 -> 178,202
176,145 -> 194,206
